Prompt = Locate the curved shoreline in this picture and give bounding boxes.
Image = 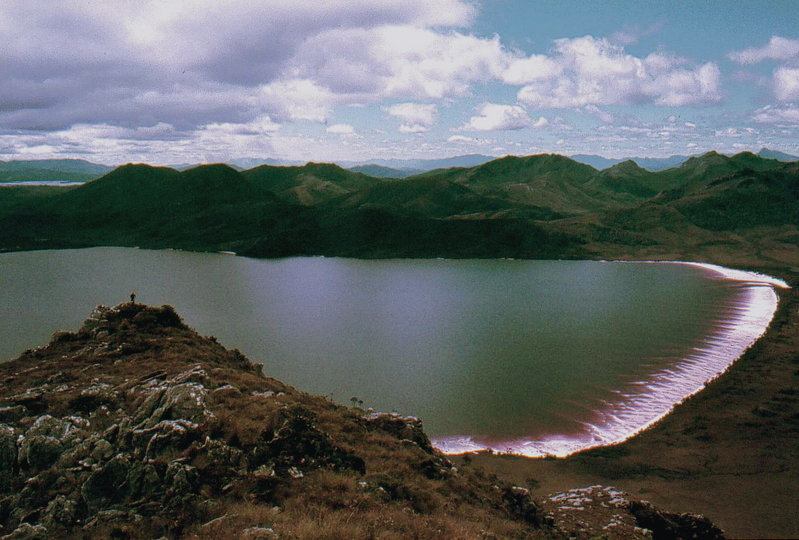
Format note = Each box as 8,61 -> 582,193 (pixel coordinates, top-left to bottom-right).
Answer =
433,261 -> 790,457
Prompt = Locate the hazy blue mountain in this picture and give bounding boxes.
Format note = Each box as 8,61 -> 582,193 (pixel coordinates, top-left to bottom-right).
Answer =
339,154 -> 495,172
632,155 -> 695,171
0,159 -> 111,174
0,159 -> 113,182
229,157 -> 305,169
348,164 -> 422,178
757,147 -> 799,162
569,154 -> 624,170
571,154 -> 693,171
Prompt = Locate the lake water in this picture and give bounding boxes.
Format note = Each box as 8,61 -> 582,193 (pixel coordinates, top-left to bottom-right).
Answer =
0,181 -> 85,187
0,248 -> 783,456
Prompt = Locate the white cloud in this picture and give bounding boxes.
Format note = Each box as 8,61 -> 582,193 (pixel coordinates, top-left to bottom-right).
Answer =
384,103 -> 437,132
204,116 -> 281,136
713,127 -> 757,137
258,79 -> 336,123
398,124 -> 430,134
584,105 -> 615,123
326,123 -> 356,135
752,105 -> 799,124
446,135 -> 494,144
460,103 -> 533,131
0,0 -> 480,131
294,26 -> 505,100
608,22 -> 662,46
501,55 -> 562,84
531,116 -> 549,128
774,67 -> 799,102
0,2 -> 758,162
514,36 -> 721,108
729,36 -> 799,65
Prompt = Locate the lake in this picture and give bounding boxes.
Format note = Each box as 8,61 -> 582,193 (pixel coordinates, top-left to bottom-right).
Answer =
0,247 -> 783,456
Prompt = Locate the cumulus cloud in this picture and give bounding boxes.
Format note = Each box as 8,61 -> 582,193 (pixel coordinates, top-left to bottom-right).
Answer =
460,103 -> 538,131
0,2 -> 745,162
0,0 -> 479,132
501,55 -> 562,84
531,116 -> 549,128
752,105 -> 799,124
295,26 -> 505,100
608,22 -> 663,46
514,36 -> 721,108
326,123 -> 356,135
714,127 -> 758,137
774,67 -> 799,102
728,36 -> 799,65
258,79 -> 337,123
446,135 -> 494,145
383,103 -> 438,133
728,37 -> 799,103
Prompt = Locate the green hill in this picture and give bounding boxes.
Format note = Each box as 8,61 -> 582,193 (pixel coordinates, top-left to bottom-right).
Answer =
1,151 -> 798,266
348,164 -> 420,178
0,163 -> 317,254
654,151 -> 784,193
584,160 -> 660,199
327,175 -> 561,220
666,165 -> 799,230
418,154 -> 626,215
0,159 -> 112,182
242,162 -> 384,205
584,151 -> 788,202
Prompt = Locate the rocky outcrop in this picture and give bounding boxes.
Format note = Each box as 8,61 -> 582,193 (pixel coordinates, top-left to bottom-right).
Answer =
0,303 -> 725,538
541,485 -> 725,539
0,303 -> 551,538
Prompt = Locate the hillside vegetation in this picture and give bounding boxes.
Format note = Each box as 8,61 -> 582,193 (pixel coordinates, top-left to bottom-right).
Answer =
0,151 -> 797,266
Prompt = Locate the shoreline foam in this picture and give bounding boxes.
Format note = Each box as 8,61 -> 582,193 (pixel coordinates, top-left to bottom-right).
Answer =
433,261 -> 790,458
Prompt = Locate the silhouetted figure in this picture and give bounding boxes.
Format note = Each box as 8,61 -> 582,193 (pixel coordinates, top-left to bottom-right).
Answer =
130,292 -> 136,304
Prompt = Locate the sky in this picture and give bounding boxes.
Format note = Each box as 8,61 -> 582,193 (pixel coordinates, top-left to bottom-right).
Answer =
2,0 -> 799,165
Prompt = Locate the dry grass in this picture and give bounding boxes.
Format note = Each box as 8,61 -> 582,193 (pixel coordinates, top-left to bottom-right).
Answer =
0,303 -> 548,538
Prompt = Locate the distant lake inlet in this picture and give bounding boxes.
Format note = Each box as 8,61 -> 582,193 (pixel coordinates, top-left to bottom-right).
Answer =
0,248 -> 786,456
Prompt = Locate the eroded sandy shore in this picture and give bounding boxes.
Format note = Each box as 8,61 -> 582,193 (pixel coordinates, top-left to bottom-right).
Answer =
466,267 -> 799,538
435,262 -> 789,458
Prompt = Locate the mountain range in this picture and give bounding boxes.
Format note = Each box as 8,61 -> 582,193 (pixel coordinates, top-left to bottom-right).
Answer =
0,159 -> 113,182
3,148 -> 796,184
0,149 -> 797,266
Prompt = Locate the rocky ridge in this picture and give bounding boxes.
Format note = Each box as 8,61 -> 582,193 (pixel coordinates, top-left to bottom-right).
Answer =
0,303 -> 725,538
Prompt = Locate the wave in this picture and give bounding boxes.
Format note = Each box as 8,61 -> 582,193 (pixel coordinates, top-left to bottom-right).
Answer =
432,261 -> 789,457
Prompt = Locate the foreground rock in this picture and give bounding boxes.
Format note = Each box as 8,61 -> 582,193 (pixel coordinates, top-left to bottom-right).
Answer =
0,303 -> 724,538
541,485 -> 724,539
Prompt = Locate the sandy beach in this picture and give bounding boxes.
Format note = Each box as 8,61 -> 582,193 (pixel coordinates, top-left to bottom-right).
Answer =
466,266 -> 799,538
435,262 -> 788,459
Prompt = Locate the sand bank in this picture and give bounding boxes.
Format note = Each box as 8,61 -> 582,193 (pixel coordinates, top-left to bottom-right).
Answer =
434,261 -> 789,457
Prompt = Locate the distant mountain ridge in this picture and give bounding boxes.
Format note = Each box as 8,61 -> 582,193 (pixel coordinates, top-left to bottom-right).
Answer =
0,159 -> 113,182
348,164 -> 422,178
571,154 -> 696,172
4,148 -> 795,183
757,147 -> 799,162
1,149 -> 797,265
570,147 -> 798,172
